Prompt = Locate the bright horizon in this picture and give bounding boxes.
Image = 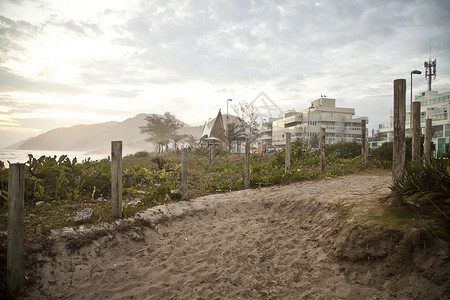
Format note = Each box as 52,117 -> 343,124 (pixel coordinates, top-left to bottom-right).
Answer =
1,0 -> 450,148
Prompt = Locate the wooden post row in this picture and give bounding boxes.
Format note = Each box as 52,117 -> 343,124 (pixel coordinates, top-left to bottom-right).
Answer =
7,163 -> 25,294
181,148 -> 188,200
111,141 -> 123,218
412,101 -> 421,162
392,79 -> 406,207
285,132 -> 291,174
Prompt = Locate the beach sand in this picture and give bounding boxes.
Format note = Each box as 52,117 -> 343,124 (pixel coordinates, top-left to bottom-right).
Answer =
21,170 -> 449,299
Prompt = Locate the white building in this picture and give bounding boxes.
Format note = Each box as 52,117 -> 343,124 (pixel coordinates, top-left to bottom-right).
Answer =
270,97 -> 368,148
378,90 -> 450,154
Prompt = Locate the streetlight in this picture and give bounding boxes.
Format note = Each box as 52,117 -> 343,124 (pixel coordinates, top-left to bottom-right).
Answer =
226,99 -> 233,118
410,70 -> 422,135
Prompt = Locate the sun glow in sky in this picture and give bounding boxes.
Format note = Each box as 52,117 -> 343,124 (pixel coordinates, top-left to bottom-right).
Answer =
1,0 -> 450,147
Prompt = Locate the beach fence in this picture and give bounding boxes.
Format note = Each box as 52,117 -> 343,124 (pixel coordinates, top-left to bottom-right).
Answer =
6,141 -> 124,294
392,79 -> 406,207
320,128 -> 326,174
111,141 -> 123,219
361,119 -> 367,166
181,148 -> 188,201
285,133 -> 291,174
244,138 -> 250,189
7,163 -> 25,294
411,101 -> 421,163
424,118 -> 432,162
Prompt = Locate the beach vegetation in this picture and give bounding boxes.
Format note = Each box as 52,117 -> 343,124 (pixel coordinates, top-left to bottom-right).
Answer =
0,140 -> 396,243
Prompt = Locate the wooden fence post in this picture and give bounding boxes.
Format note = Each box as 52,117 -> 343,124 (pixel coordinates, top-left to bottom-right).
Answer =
392,79 -> 406,207
181,148 -> 188,200
209,145 -> 215,163
111,141 -> 123,218
361,119 -> 367,166
412,101 -> 421,162
285,132 -> 291,174
244,138 -> 250,189
424,118 -> 432,162
320,128 -> 326,174
7,163 -> 25,294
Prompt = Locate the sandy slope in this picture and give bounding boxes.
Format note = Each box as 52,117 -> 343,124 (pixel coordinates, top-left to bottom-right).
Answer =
22,171 -> 449,299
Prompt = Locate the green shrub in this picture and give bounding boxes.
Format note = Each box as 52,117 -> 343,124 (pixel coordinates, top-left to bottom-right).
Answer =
291,139 -> 306,160
325,142 -> 361,159
133,151 -> 150,158
370,141 -> 393,162
370,137 -> 435,165
23,155 -> 111,203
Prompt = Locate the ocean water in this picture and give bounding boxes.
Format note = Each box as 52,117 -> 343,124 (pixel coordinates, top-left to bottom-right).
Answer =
0,149 -> 109,165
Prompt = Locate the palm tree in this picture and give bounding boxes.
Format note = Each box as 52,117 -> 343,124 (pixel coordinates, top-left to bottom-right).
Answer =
172,134 -> 188,151
140,112 -> 183,154
225,122 -> 245,153
185,133 -> 198,149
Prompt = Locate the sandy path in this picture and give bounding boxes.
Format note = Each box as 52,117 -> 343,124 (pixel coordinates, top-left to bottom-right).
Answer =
22,171 -> 447,299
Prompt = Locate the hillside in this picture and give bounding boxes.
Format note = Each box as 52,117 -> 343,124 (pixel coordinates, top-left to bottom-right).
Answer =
12,114 -> 203,153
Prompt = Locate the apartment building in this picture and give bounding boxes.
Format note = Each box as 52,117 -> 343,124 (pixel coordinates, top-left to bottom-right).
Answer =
269,97 -> 368,148
378,90 -> 450,154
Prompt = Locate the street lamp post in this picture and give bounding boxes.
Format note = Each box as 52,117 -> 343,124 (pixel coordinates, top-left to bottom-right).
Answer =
410,70 -> 422,136
227,99 -> 233,119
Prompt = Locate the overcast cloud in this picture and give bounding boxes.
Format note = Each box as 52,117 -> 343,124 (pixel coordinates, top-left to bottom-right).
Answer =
1,0 -> 449,147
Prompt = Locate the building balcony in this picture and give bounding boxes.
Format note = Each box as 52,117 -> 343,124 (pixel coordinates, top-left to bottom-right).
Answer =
283,114 -> 303,126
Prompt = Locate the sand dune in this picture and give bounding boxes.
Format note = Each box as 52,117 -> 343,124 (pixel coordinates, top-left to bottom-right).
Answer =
21,171 -> 449,299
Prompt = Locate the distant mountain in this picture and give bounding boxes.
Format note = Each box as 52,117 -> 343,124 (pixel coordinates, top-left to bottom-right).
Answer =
12,114 -> 203,154
5,137 -> 34,149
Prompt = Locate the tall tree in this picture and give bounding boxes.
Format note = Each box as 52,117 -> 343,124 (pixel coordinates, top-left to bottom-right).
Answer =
233,101 -> 261,143
140,112 -> 183,154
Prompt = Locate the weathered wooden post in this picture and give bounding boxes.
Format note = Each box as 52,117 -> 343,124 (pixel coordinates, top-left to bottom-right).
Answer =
244,138 -> 250,189
209,145 -> 212,163
320,128 -> 326,174
424,118 -> 432,162
285,132 -> 291,174
392,79 -> 406,207
209,144 -> 215,163
361,119 -> 367,166
7,163 -> 25,294
412,101 -> 421,162
111,141 -> 123,218
181,148 -> 188,200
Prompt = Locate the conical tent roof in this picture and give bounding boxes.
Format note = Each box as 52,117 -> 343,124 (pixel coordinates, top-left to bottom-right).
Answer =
209,110 -> 226,142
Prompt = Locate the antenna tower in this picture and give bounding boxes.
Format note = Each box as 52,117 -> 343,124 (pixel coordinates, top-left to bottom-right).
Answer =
424,58 -> 436,91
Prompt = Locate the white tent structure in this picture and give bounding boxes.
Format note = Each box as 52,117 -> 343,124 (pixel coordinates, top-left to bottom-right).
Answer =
200,121 -> 210,140
199,110 -> 226,146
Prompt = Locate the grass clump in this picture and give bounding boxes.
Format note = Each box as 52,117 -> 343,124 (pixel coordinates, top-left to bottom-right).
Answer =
389,158 -> 450,240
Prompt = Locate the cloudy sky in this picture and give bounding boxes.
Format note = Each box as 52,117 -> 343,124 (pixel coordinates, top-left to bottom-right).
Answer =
1,0 -> 449,147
